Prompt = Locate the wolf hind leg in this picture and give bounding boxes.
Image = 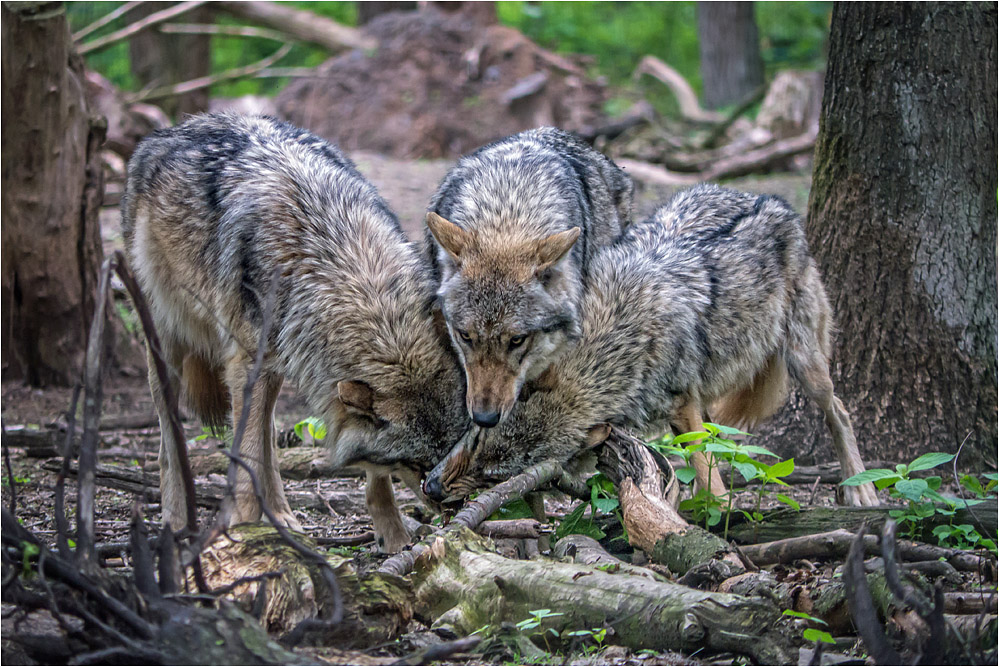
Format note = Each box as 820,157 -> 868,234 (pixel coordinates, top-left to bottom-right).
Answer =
674,400 -> 728,499
221,352 -> 302,528
148,340 -> 189,531
787,338 -> 879,507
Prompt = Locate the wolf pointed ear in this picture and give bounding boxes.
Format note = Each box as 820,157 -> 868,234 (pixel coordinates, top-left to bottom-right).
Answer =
535,227 -> 580,272
585,423 -> 612,448
337,380 -> 376,416
426,212 -> 471,262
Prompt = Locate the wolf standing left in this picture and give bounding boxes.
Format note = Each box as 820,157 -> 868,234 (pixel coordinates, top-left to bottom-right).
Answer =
122,113 -> 470,552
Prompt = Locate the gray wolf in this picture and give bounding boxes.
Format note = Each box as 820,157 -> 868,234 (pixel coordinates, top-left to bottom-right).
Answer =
122,113 -> 470,551
425,127 -> 633,428
425,183 -> 879,507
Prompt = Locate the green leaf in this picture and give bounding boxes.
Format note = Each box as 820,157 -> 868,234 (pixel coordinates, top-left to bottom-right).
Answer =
875,476 -> 903,490
776,494 -> 801,511
782,609 -> 828,625
492,497 -> 536,520
960,474 -> 986,497
706,440 -> 737,454
675,466 -> 697,484
704,422 -> 752,436
984,473 -> 998,481
895,478 -> 929,502
907,452 -> 955,472
556,503 -> 605,541
740,444 -> 779,458
841,469 -> 897,486
592,497 -> 619,514
768,458 -> 795,478
803,628 -> 835,644
734,460 -> 762,482
672,431 -> 709,445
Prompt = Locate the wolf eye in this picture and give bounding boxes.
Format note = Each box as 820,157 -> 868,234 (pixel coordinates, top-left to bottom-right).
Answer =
509,334 -> 527,348
456,329 -> 472,342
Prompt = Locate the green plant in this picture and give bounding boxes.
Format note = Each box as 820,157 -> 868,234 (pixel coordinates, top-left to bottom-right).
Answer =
187,424 -> 232,447
515,608 -> 564,652
842,453 -> 995,551
293,417 -> 326,442
651,423 -> 798,538
2,475 -> 30,486
564,627 -> 608,654
783,609 -> 834,645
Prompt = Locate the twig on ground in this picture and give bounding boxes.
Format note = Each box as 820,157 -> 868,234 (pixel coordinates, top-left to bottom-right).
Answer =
392,636 -> 481,666
2,422 -> 17,516
378,459 -> 562,577
54,385 -> 82,560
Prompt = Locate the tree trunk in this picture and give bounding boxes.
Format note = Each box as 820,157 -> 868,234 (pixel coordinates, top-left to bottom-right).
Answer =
696,1 -> 764,109
1,1 -> 107,387
128,2 -> 211,118
756,3 -> 998,469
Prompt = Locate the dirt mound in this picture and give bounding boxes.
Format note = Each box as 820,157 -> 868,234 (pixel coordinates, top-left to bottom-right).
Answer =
276,8 -> 607,159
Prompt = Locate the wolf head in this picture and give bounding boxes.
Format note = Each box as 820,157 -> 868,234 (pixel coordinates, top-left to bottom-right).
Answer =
426,211 -> 581,428
325,305 -> 472,485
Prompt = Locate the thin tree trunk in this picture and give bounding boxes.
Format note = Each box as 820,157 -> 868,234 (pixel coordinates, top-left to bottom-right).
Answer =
1,0 -> 107,387
696,2 -> 764,109
757,2 -> 997,469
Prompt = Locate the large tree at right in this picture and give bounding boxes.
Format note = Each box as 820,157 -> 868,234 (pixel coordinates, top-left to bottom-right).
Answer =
769,2 -> 997,469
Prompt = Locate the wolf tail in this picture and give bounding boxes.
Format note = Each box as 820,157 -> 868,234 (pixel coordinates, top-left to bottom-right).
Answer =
711,354 -> 789,432
182,354 -> 231,434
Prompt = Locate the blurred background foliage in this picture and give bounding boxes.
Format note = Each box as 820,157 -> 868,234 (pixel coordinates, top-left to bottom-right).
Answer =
68,1 -> 831,107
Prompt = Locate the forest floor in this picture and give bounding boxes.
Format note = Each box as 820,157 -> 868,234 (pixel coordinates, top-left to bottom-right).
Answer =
3,160 -> 993,665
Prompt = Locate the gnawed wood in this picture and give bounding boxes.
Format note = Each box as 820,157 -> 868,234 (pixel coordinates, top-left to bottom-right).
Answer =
215,1 -> 376,52
597,427 -> 743,575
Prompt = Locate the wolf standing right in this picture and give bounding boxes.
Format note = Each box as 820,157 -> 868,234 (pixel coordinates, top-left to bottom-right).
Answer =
424,127 -> 633,431
122,113 -> 470,551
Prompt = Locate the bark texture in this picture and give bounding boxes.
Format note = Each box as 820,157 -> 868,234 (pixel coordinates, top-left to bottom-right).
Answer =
696,1 -> 764,109
1,1 -> 107,386
756,2 -> 997,468
128,2 -> 211,118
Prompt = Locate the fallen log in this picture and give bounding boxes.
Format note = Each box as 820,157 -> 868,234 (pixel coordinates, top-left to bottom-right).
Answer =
740,528 -> 994,572
633,55 -> 724,124
724,500 -> 997,545
411,527 -> 790,663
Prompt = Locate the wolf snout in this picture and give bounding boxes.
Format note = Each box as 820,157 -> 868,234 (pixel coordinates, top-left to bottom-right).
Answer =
471,409 -> 501,427
422,473 -> 445,502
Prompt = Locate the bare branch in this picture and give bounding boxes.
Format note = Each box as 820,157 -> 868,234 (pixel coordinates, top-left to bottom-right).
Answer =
1,422 -> 17,517
126,42 -> 292,104
78,1 -> 207,55
54,385 -> 81,560
77,255 -> 115,571
216,1 -> 376,52
843,524 -> 902,665
160,21 -> 286,41
634,55 -> 725,124
72,1 -> 144,42
378,459 -> 562,577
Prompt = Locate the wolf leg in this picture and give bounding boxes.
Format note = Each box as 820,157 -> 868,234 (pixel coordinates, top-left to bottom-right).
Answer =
259,375 -> 302,531
675,400 -> 728,498
364,468 -> 411,553
222,351 -> 270,526
148,341 -> 188,531
788,347 -> 879,507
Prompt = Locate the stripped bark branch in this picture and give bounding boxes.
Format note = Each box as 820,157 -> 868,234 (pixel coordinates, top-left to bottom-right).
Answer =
78,1 -> 206,55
